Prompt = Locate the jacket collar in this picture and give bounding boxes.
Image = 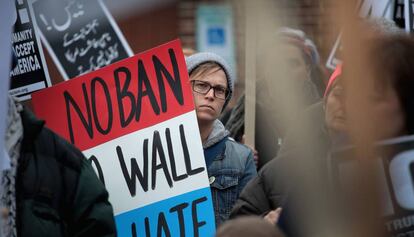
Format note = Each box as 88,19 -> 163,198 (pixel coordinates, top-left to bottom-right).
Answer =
203,119 -> 229,149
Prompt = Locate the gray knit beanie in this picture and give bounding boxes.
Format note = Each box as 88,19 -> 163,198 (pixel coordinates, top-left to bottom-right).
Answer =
186,52 -> 234,110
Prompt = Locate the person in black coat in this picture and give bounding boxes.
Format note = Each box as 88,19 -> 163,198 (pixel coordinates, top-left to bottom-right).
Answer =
2,97 -> 117,237
230,65 -> 344,236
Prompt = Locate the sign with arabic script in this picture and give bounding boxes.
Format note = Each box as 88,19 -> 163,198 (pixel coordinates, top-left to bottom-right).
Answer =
32,0 -> 133,80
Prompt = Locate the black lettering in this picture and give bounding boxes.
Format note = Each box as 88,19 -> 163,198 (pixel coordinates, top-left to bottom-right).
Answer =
137,60 -> 160,121
115,67 -> 136,128
145,217 -> 151,237
91,77 -> 113,134
131,222 -> 137,237
192,197 -> 208,237
131,220 -> 150,237
157,212 -> 171,237
169,202 -> 189,237
152,49 -> 184,113
165,128 -> 187,182
88,155 -> 105,186
64,84 -> 93,144
152,131 -> 173,190
180,124 -> 204,175
116,141 -> 149,197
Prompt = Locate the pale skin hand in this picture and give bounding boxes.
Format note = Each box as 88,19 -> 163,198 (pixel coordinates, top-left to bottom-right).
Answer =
264,207 -> 283,225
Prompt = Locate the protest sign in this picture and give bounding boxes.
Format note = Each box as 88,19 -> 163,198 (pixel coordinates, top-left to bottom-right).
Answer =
31,0 -> 133,80
10,0 -> 51,101
326,0 -> 398,70
31,39 -> 215,237
331,136 -> 414,236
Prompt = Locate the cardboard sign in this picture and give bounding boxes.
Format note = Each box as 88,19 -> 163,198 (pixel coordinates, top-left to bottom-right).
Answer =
9,0 -> 51,101
31,40 -> 215,237
326,0 -> 396,70
331,136 -> 414,236
31,0 -> 133,80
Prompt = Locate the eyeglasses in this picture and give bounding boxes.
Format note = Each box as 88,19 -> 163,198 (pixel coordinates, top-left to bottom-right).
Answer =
191,80 -> 229,100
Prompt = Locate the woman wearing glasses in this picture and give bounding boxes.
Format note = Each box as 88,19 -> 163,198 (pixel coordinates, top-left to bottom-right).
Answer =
186,52 -> 257,226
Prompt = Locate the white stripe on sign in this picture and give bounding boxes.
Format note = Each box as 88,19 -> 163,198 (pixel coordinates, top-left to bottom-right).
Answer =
83,110 -> 210,215
9,81 -> 46,97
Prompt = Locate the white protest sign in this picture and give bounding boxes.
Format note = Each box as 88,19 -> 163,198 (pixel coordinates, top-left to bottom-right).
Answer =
32,40 -> 216,237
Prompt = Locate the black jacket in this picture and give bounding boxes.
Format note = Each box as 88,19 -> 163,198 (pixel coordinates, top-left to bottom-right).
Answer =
230,102 -> 332,236
16,108 -> 117,237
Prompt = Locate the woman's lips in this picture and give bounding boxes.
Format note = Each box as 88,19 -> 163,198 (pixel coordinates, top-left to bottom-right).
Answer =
199,105 -> 215,111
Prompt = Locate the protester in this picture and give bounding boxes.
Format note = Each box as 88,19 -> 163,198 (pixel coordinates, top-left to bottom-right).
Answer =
215,216 -> 285,237
338,33 -> 414,237
277,27 -> 327,97
261,27 -> 322,150
1,96 -> 117,237
228,27 -> 322,168
230,64 -> 344,236
231,18 -> 408,236
352,35 -> 414,140
186,52 -> 257,226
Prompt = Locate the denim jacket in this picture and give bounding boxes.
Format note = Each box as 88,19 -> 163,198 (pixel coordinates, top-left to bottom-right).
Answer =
203,120 -> 257,226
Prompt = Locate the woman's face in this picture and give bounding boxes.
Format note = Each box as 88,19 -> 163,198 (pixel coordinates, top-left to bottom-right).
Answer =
279,44 -> 309,82
325,82 -> 347,133
190,68 -> 227,125
368,84 -> 406,140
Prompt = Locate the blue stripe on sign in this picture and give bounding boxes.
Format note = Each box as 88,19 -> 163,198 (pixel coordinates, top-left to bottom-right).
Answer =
115,187 -> 216,237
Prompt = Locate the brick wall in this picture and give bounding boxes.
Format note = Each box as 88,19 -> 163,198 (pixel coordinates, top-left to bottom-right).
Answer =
177,0 -> 338,105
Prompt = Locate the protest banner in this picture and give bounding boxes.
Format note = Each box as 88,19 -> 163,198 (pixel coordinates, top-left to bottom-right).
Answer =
31,39 -> 216,237
326,0 -> 397,70
331,136 -> 414,236
10,0 -> 51,101
31,0 -> 133,80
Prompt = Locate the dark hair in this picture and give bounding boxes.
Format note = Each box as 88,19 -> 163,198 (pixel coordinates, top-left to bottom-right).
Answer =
370,35 -> 414,134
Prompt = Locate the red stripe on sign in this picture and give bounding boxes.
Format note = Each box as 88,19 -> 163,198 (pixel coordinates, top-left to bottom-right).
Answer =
32,39 -> 195,151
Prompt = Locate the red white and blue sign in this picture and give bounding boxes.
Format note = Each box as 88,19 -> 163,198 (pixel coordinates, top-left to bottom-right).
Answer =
31,39 -> 215,237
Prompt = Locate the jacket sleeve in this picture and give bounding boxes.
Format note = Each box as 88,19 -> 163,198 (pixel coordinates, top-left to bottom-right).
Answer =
69,159 -> 117,237
230,173 -> 270,218
230,152 -> 289,218
238,150 -> 257,191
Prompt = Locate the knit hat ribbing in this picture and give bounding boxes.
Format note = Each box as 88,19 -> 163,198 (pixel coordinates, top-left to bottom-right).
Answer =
186,52 -> 234,109
324,64 -> 342,97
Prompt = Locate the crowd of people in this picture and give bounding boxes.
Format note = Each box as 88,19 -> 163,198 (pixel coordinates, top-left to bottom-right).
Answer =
2,4 -> 414,235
